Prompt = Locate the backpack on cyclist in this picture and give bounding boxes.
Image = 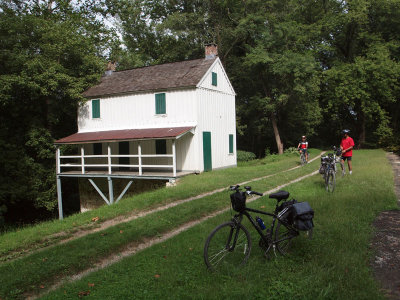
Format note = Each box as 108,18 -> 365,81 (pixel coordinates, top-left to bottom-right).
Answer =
292,202 -> 314,231
230,191 -> 247,212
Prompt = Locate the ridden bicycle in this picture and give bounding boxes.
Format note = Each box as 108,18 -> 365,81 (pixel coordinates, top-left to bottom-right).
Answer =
203,186 -> 314,272
319,146 -> 342,192
299,149 -> 307,165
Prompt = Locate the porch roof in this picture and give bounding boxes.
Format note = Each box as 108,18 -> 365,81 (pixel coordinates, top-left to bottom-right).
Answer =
54,126 -> 194,144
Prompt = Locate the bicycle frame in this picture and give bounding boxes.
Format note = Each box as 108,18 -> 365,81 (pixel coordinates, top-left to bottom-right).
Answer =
232,206 -> 298,249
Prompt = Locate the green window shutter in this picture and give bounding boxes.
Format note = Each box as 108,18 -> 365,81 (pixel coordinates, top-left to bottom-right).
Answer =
229,134 -> 234,154
92,99 -> 100,118
212,72 -> 217,86
156,140 -> 167,154
155,93 -> 166,114
93,143 -> 102,155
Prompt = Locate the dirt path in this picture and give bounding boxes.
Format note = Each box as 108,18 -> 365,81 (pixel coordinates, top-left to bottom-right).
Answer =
371,152 -> 400,300
6,153 -> 325,262
29,169 -> 320,299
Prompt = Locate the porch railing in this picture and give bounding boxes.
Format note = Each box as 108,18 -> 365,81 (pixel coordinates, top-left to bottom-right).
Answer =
56,141 -> 177,177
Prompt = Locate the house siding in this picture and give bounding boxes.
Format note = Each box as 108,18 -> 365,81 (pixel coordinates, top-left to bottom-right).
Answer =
196,88 -> 236,171
197,59 -> 235,96
78,89 -> 197,133
75,57 -> 235,174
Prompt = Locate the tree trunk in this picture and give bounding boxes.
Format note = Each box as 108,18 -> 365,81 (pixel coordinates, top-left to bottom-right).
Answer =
271,113 -> 284,154
357,112 -> 366,149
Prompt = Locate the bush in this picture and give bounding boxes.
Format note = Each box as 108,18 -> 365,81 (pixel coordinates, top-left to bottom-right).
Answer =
237,150 -> 256,162
284,147 -> 299,154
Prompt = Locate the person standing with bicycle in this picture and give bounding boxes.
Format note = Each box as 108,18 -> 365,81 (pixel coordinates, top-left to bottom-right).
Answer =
340,129 -> 355,175
297,136 -> 309,163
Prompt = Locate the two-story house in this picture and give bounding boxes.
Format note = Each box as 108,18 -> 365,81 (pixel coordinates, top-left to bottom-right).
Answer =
54,44 -> 237,218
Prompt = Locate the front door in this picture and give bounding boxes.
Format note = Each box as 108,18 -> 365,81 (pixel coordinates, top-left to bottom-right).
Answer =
203,132 -> 212,171
119,141 -> 129,171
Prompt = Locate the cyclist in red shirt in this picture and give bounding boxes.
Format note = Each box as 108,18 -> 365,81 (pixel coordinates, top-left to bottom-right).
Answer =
297,135 -> 309,162
340,129 -> 355,175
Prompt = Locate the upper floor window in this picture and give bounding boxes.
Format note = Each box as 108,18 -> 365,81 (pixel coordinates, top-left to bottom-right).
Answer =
155,93 -> 166,114
92,99 -> 100,118
229,134 -> 234,154
212,72 -> 217,86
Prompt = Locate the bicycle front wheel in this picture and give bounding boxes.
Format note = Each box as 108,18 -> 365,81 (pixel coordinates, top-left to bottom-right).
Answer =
325,169 -> 336,192
204,221 -> 251,272
301,154 -> 306,165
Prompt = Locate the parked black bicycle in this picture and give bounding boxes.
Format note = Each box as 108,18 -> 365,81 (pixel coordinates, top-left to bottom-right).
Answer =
319,146 -> 343,192
203,185 -> 314,272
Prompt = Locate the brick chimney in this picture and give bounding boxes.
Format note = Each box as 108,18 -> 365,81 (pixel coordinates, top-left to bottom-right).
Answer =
205,43 -> 218,60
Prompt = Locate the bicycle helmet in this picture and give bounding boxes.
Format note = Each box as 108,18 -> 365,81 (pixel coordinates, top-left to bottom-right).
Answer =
342,129 -> 350,134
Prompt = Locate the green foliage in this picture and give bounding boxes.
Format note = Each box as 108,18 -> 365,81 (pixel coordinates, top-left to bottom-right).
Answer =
236,150 -> 256,162
0,0 -> 119,224
284,147 -> 299,154
1,0 -> 399,226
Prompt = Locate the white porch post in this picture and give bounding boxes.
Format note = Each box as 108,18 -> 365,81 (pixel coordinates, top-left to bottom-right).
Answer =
172,139 -> 176,177
108,177 -> 114,204
56,176 -> 63,220
107,143 -> 111,174
138,141 -> 142,175
81,146 -> 85,174
56,147 -> 61,174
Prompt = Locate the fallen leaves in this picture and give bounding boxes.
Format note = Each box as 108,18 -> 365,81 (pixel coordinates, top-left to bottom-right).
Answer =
78,290 -> 91,297
91,216 -> 99,222
39,285 -> 45,289
88,283 -> 95,287
119,230 -> 123,234
154,274 -> 160,278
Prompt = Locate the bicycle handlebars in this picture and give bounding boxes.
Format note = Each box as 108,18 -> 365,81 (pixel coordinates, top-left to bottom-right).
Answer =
229,185 -> 263,196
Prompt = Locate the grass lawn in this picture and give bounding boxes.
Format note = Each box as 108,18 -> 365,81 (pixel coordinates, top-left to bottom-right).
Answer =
0,151 -> 322,298
0,149 -> 319,260
39,149 -> 398,300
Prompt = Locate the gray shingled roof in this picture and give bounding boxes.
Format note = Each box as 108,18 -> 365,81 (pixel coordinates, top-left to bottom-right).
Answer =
83,58 -> 216,98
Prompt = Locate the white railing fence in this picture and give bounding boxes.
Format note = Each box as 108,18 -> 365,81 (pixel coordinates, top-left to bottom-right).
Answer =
56,141 -> 177,176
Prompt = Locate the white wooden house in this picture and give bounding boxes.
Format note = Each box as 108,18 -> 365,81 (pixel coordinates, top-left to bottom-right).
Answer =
54,44 -> 236,218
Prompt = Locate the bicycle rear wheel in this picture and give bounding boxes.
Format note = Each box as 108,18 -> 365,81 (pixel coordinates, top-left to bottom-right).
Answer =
274,221 -> 297,255
325,169 -> 336,192
204,221 -> 251,272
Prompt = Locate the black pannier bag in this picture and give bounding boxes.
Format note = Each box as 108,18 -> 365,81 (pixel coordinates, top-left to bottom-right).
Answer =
292,201 -> 314,231
230,191 -> 247,212
277,199 -> 298,224
319,156 -> 328,174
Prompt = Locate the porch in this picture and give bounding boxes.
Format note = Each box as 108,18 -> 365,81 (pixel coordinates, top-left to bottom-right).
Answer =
54,126 -> 196,219
56,140 -> 180,178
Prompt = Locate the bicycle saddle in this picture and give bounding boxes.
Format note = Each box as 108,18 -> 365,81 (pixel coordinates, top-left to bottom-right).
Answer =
269,190 -> 290,201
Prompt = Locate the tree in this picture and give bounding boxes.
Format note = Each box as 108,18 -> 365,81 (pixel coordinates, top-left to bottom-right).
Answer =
0,0 -> 118,225
320,0 -> 400,148
238,0 -> 323,154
